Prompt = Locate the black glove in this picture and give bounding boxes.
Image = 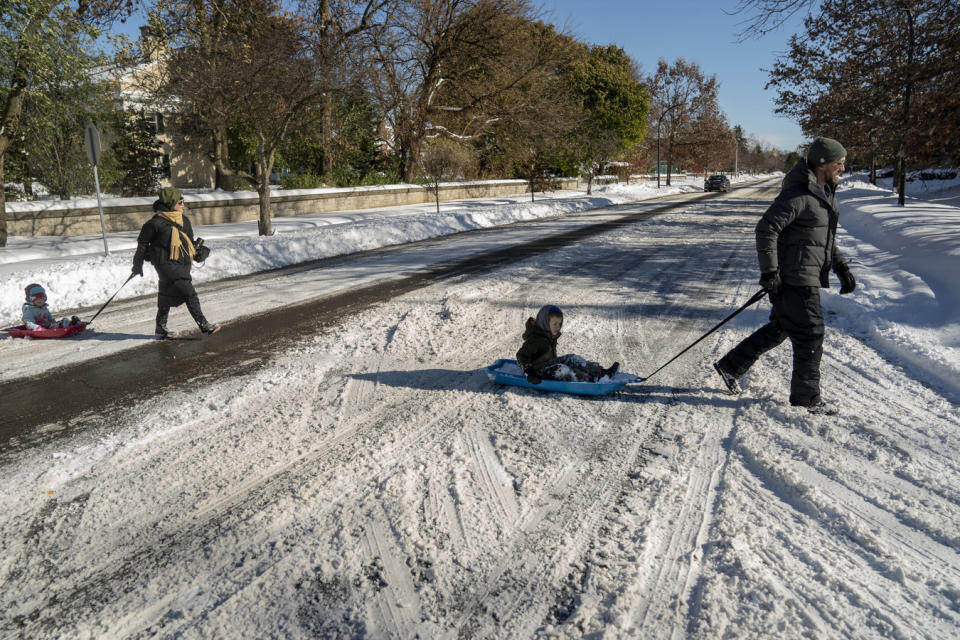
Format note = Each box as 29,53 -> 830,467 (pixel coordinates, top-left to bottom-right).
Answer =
759,270 -> 783,295
835,264 -> 856,294
523,366 -> 542,385
132,263 -> 144,277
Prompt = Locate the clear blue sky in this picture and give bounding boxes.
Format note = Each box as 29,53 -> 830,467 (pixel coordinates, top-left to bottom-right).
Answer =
540,0 -> 809,151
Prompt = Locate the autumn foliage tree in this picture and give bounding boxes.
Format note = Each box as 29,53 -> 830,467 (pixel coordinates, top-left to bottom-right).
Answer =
766,0 -> 960,204
646,58 -> 728,183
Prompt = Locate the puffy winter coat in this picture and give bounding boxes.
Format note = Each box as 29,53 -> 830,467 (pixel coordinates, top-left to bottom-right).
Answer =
22,302 -> 56,330
133,213 -> 198,281
516,307 -> 561,369
756,159 -> 849,287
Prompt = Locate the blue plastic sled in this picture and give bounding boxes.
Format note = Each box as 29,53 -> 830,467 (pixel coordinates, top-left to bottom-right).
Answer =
485,358 -> 642,396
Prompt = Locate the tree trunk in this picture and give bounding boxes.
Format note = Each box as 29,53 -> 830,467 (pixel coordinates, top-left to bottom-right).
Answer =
897,7 -> 915,208
529,176 -> 535,202
666,140 -> 673,186
212,126 -> 234,190
586,172 -> 593,195
322,93 -> 334,177
256,133 -> 274,236
0,152 -> 7,246
257,181 -> 272,236
318,0 -> 334,178
402,134 -> 421,183
896,154 -> 906,206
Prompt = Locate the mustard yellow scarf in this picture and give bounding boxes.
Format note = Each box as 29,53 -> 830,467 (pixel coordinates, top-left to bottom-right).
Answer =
158,211 -> 196,262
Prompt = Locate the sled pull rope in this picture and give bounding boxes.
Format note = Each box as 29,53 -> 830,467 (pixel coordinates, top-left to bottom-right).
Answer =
641,289 -> 767,383
87,273 -> 135,324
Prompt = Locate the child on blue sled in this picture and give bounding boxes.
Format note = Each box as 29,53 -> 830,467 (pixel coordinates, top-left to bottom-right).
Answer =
516,305 -> 618,384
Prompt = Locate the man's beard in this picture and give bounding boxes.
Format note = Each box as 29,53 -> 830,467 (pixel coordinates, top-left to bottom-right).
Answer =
827,173 -> 840,189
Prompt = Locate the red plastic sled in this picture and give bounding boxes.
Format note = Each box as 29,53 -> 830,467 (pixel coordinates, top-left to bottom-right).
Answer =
3,323 -> 88,338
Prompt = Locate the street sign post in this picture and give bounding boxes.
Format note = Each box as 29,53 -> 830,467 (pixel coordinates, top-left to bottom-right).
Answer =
85,123 -> 109,256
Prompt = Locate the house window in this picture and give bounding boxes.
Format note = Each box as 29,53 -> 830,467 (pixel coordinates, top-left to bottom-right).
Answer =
154,153 -> 171,178
147,112 -> 165,135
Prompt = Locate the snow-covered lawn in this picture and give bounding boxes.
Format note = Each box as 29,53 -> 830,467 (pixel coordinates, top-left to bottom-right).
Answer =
1,173 -> 959,639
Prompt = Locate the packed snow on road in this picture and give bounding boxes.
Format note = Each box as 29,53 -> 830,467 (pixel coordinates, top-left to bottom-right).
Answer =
1,175 -> 959,639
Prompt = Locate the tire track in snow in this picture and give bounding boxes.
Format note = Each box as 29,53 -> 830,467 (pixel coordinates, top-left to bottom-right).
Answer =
4,191 -> 782,638
5,265 -> 556,637
730,425 -> 960,636
3,335 -> 515,637
449,392 -> 674,637
463,428 -> 521,525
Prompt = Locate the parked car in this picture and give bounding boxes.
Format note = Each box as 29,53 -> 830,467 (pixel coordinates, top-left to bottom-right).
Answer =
704,175 -> 731,192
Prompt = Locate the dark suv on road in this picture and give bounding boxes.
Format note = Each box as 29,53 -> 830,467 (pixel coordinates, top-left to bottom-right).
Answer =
704,175 -> 731,192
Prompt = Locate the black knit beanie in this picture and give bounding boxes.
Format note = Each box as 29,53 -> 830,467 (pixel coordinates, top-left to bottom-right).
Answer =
806,137 -> 846,168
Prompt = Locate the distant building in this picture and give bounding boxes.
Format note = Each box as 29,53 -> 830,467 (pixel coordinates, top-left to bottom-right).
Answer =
112,27 -> 216,189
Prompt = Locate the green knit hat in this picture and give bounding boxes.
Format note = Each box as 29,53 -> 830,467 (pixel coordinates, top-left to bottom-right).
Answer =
157,187 -> 183,211
806,137 -> 846,168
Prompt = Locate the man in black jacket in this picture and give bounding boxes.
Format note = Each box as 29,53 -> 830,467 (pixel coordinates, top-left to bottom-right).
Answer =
132,187 -> 220,338
713,137 -> 857,414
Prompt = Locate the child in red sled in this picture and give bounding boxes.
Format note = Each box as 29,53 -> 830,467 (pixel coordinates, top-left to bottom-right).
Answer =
516,305 -> 619,384
21,284 -> 81,330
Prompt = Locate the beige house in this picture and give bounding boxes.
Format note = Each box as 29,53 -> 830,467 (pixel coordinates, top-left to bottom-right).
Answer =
113,29 -> 216,189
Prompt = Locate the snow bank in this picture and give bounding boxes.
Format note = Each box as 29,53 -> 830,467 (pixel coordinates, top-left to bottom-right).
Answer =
0,178 -> 717,325
832,173 -> 960,398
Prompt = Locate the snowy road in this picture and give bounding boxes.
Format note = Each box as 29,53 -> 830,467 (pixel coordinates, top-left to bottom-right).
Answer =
2,183 -> 959,639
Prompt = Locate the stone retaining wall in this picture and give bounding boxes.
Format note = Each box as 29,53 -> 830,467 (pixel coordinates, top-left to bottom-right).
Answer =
7,178 -> 579,237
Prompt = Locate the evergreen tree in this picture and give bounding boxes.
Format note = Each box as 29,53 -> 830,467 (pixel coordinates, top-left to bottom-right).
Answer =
1,0 -> 132,245
567,44 -> 650,194
111,111 -> 166,197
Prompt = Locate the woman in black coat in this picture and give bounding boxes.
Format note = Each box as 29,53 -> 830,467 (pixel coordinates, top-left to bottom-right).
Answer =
132,187 -> 219,337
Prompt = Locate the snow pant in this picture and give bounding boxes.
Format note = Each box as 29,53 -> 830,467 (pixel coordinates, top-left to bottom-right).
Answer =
716,284 -> 824,406
537,354 -> 602,382
156,274 -> 207,330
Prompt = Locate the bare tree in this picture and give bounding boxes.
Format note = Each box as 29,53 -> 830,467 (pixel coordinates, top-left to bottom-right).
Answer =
156,0 -> 327,235
646,58 -> 721,185
366,0 -> 555,182
300,0 -> 391,177
730,0 -> 820,40
135,1 -> 246,191
418,137 -> 474,213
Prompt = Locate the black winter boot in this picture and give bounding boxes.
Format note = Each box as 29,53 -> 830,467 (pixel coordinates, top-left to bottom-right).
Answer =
200,322 -> 221,335
713,361 -> 742,395
795,399 -> 838,416
601,362 -> 620,378
155,306 -> 170,338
